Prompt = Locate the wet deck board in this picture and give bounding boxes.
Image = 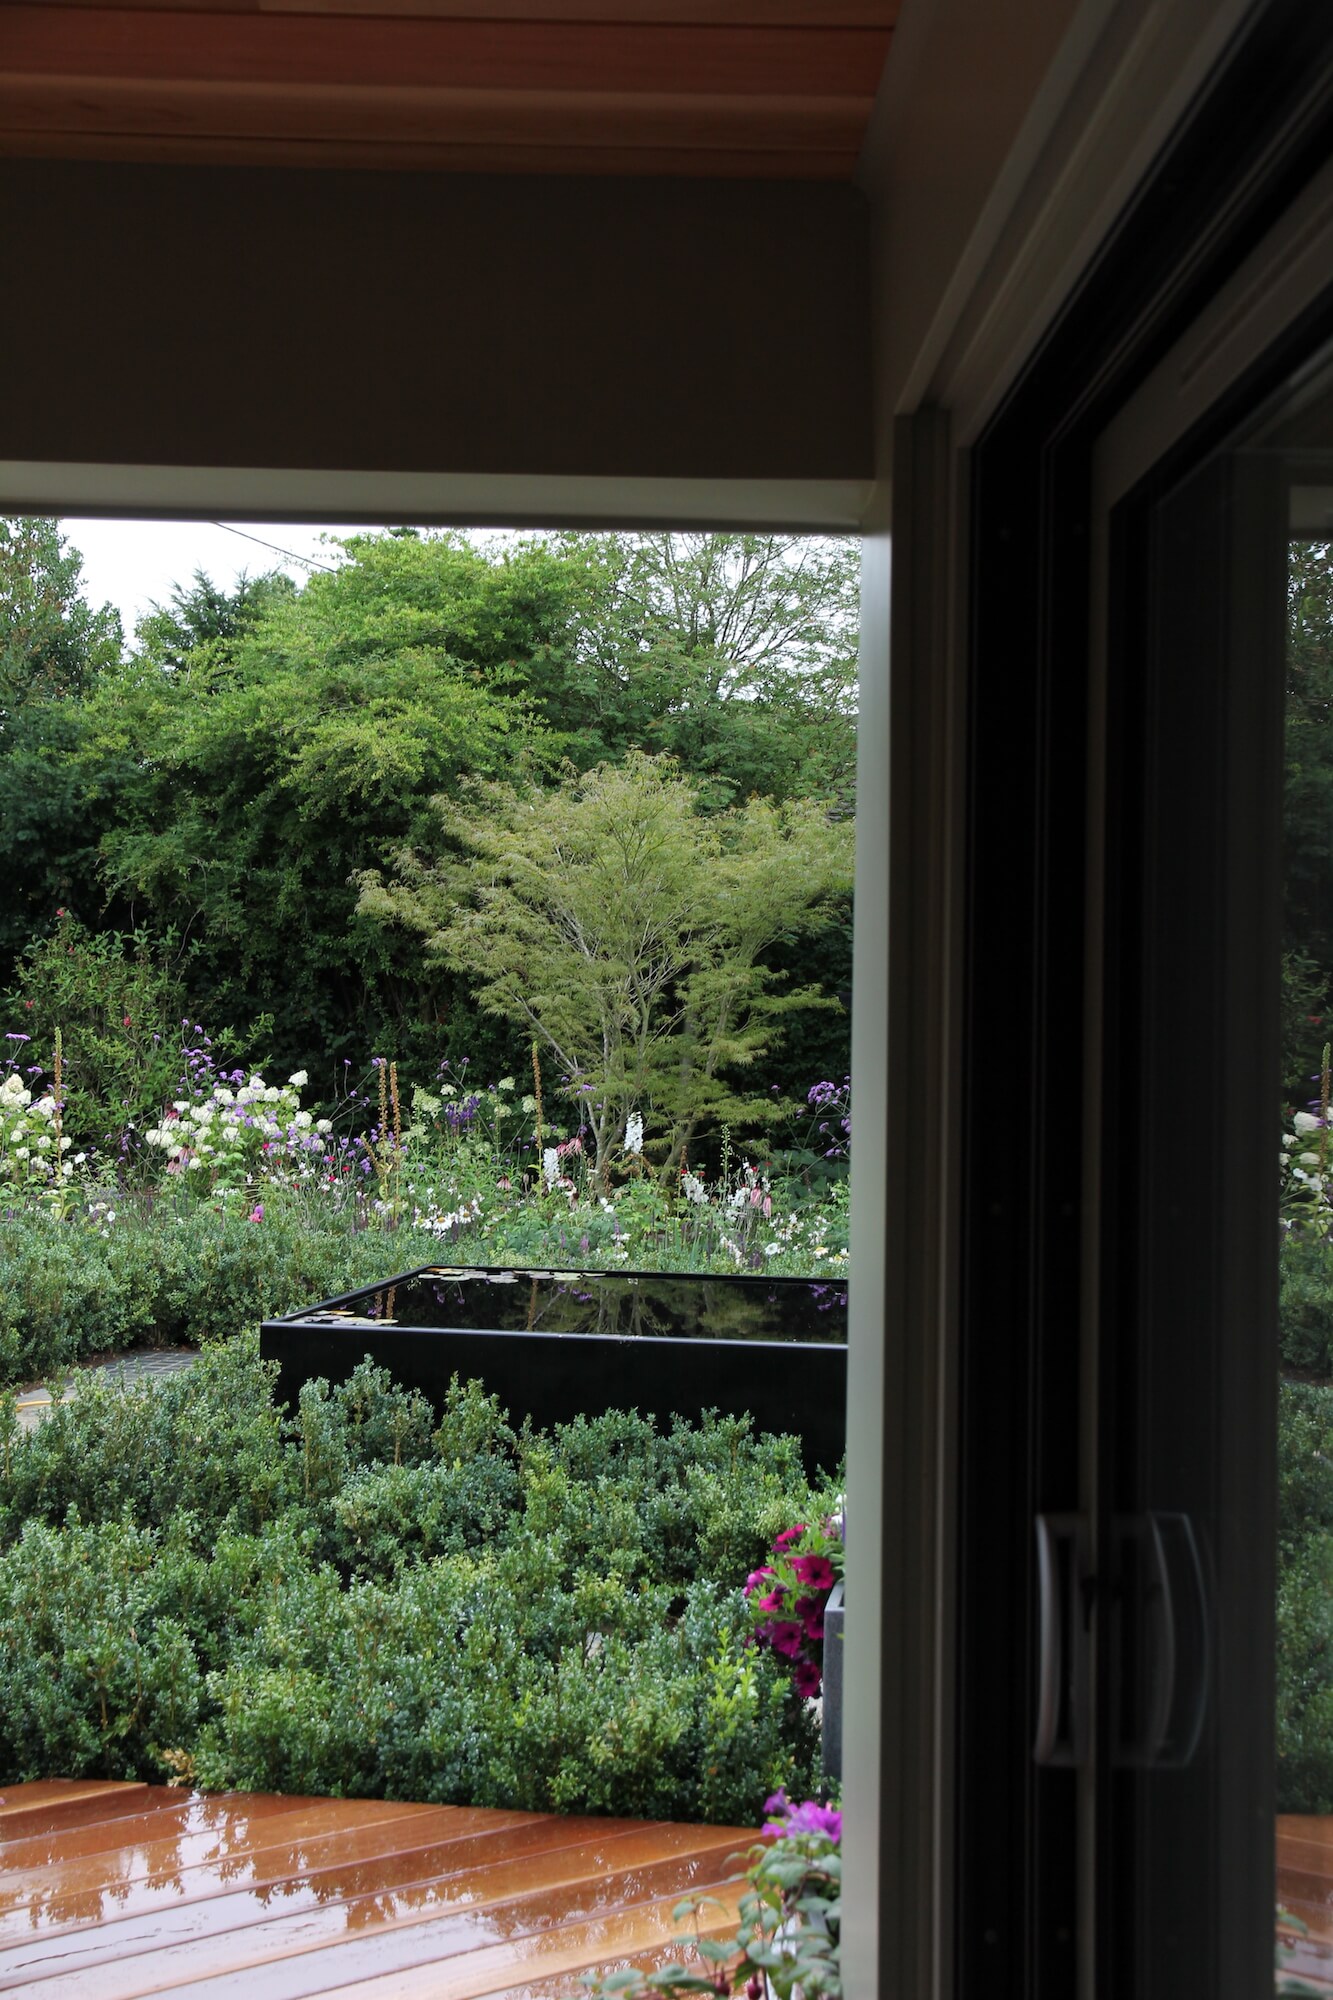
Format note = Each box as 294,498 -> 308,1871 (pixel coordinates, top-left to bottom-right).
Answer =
1279,1817 -> 1333,1992
0,1780 -> 753,1998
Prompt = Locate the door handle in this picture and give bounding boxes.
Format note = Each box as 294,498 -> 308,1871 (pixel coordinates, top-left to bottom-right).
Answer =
1112,1510 -> 1210,1769
1034,1513 -> 1093,1766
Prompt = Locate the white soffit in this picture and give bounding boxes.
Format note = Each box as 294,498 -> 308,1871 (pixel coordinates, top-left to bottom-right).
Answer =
0,463 -> 876,535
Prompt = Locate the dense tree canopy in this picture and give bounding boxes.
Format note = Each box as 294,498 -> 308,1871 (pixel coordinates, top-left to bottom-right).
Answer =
0,524 -> 857,1125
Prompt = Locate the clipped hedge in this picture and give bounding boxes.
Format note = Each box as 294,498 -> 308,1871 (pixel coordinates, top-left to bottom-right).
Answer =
0,1204 -> 461,1386
0,1339 -> 828,1823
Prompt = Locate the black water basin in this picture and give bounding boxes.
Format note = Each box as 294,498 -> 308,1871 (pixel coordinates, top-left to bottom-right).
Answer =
261,1264 -> 847,1473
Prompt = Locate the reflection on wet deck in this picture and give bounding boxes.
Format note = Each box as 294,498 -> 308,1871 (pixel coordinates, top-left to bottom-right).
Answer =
0,1779 -> 753,1997
1279,1817 -> 1333,1991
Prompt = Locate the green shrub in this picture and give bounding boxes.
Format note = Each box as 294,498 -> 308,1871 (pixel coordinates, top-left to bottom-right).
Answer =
0,1345 -> 828,1821
1278,1380 -> 1333,1810
3,917 -> 193,1151
0,1209 -> 155,1382
1280,1236 -> 1333,1375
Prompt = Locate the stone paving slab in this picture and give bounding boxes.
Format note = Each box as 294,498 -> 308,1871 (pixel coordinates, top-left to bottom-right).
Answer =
15,1347 -> 198,1431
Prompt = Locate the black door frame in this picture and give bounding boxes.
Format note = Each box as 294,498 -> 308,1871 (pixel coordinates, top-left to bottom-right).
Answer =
958,7 -> 1333,1995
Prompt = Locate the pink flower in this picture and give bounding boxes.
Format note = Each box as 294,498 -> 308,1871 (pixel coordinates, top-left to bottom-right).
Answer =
248,1204 -> 264,1222
772,1525 -> 806,1553
756,1589 -> 786,1614
768,1622 -> 805,1659
744,1566 -> 775,1596
795,1593 -> 825,1640
790,1553 -> 835,1591
793,1661 -> 822,1699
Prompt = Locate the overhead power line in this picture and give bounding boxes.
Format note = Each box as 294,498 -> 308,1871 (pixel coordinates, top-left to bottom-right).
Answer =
208,523 -> 340,574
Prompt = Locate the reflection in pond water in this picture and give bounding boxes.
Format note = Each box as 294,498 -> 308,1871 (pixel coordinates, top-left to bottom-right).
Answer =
286,1267 -> 847,1346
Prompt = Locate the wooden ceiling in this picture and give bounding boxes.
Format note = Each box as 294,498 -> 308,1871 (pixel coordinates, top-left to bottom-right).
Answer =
0,1 -> 898,178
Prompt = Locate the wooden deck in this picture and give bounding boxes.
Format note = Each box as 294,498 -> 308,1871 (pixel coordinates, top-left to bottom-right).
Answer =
0,1779 -> 754,1998
1279,1818 -> 1333,1992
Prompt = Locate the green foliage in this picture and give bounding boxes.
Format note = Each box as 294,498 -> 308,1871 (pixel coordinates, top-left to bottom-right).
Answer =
1,527 -> 854,1108
586,1823 -> 842,2000
1281,1236 -> 1333,1375
0,522 -> 126,977
1278,1381 -> 1333,1811
360,754 -> 853,1176
0,518 -> 121,717
0,1165 -> 847,1391
3,916 -> 192,1149
0,1341 -> 823,1821
91,584 -> 529,1082
537,533 -> 858,811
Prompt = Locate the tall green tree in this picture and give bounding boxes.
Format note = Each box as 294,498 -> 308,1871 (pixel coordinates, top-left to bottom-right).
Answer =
88,539 -> 569,1081
357,753 -> 854,1176
0,521 -> 124,976
520,533 -> 859,809
0,519 -> 121,720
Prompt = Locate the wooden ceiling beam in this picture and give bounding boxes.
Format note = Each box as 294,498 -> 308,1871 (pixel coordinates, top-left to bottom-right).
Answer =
0,128 -> 860,173
0,9 -> 892,95
3,1 -> 896,20
0,76 -> 870,150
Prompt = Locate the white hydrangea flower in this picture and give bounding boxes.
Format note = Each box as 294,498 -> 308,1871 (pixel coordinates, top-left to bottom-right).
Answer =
288,1070 -> 309,1088
1294,1111 -> 1321,1133
315,1118 -> 332,1134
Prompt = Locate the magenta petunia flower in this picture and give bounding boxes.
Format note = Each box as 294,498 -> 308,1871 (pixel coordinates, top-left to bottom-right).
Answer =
790,1553 -> 836,1591
757,1589 -> 786,1613
793,1660 -> 823,1699
772,1525 -> 806,1552
768,1622 -> 806,1659
799,1603 -> 825,1641
744,1566 -> 775,1596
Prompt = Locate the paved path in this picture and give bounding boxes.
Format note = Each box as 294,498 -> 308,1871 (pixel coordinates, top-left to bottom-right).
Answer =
15,1347 -> 198,1432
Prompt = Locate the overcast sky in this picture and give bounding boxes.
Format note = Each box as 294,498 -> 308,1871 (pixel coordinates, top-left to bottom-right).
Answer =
60,519 -> 375,637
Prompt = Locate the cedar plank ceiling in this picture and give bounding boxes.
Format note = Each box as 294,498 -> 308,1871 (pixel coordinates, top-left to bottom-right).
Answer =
0,1 -> 898,178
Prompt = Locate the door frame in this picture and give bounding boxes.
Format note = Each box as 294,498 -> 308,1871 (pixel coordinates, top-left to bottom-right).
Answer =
959,7 -> 1333,1996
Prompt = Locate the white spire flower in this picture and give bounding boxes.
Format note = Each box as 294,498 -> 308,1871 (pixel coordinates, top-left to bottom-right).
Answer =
625,1112 -> 644,1156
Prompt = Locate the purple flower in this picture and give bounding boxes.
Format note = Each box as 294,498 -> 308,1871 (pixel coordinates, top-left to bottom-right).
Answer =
790,1554 -> 835,1592
767,1622 -> 805,1660
762,1790 -> 841,1842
